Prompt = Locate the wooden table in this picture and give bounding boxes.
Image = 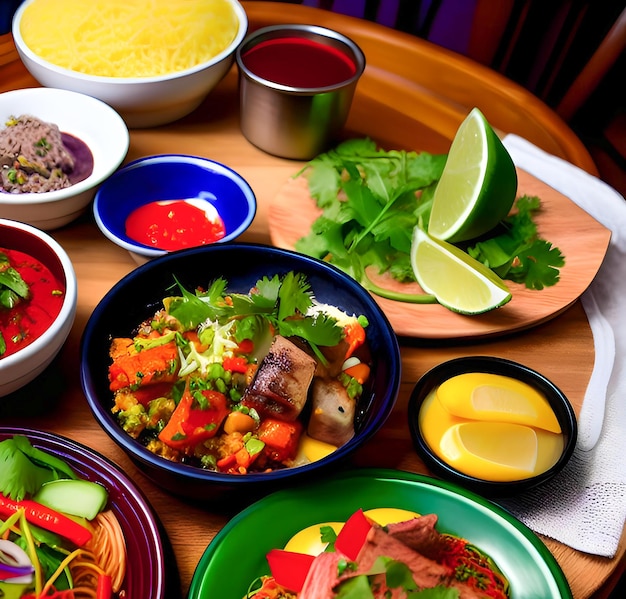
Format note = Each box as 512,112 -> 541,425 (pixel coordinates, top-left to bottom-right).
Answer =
1,2 -> 623,597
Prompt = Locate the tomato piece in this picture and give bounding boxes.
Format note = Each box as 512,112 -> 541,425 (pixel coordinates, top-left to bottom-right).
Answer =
236,338 -> 254,354
266,549 -> 315,592
131,382 -> 175,407
222,355 -> 249,373
334,509 -> 372,560
159,388 -> 229,450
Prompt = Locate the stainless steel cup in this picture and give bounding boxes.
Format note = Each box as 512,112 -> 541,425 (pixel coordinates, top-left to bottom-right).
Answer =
236,24 -> 365,160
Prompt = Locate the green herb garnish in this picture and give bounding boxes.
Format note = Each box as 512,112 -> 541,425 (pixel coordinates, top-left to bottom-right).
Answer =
166,272 -> 347,365
467,195 -> 565,290
0,435 -> 77,501
294,138 -> 564,303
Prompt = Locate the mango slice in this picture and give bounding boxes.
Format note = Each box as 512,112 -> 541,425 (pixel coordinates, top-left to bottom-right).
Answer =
437,372 -> 561,433
418,388 -> 565,482
439,421 -> 538,481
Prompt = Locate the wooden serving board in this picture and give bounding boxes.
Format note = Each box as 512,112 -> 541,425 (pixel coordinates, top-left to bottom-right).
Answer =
269,168 -> 611,339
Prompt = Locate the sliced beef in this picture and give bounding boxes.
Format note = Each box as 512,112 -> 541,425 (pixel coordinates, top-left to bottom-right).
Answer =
355,524 -> 451,590
299,551 -> 344,599
241,335 -> 316,421
386,513 -> 445,560
307,378 -> 355,446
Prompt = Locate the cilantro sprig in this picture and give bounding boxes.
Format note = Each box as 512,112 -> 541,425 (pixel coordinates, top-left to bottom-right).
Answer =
166,272 -> 346,363
294,138 -> 565,305
467,195 -> 565,290
295,138 -> 445,292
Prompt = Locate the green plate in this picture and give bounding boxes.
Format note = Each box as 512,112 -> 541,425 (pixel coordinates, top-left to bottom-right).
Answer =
188,468 -> 572,598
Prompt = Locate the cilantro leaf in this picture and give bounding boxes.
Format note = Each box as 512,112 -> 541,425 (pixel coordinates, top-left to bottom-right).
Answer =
467,195 -> 565,289
166,272 -> 349,364
505,240 -> 565,290
0,436 -> 77,501
294,140 -> 446,302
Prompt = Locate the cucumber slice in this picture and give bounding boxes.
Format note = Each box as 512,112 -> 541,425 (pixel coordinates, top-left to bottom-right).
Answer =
34,479 -> 108,520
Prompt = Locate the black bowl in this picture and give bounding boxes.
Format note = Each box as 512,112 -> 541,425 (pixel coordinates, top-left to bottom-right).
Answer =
80,243 -> 401,506
407,356 -> 577,498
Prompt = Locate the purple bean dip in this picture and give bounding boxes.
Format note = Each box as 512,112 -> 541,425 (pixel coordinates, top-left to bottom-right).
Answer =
0,114 -> 93,193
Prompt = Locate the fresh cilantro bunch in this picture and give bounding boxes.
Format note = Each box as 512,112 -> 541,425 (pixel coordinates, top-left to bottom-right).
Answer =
294,139 -> 564,302
295,138 -> 446,288
467,195 -> 565,290
166,272 -> 347,363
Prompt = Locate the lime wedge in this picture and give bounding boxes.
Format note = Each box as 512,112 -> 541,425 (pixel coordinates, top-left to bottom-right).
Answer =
428,107 -> 517,243
410,226 -> 512,314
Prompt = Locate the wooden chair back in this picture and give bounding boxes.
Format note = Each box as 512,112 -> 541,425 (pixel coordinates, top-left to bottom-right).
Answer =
270,0 -> 624,123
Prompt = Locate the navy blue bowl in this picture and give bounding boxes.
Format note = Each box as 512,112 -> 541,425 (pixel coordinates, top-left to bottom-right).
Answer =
80,243 -> 401,506
93,154 -> 256,262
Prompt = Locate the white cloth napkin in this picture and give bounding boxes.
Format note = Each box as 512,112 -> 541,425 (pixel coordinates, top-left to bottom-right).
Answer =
497,135 -> 626,558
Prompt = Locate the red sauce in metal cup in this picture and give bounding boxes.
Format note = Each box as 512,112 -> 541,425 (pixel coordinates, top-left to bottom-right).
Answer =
241,36 -> 357,88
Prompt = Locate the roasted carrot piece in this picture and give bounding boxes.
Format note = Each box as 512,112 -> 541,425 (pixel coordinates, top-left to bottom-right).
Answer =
257,418 -> 303,462
108,342 -> 178,391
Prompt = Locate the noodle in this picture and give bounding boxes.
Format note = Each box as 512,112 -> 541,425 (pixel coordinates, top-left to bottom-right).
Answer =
20,0 -> 239,78
78,510 -> 128,594
23,508 -> 128,598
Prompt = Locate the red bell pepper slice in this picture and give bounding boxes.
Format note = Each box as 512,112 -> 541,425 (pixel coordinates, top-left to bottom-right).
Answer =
266,549 -> 315,593
158,388 -> 229,450
334,509 -> 372,560
222,355 -> 249,373
0,492 -> 92,547
96,573 -> 113,599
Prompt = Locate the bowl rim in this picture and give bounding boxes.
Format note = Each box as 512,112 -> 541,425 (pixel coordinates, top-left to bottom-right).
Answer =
0,218 -> 77,368
0,87 -> 129,204
92,154 -> 258,257
12,0 -> 248,84
80,242 -> 402,485
236,23 -> 366,93
407,355 -> 578,496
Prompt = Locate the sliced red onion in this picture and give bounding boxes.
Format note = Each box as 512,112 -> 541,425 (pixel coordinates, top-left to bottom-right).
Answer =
0,539 -> 34,583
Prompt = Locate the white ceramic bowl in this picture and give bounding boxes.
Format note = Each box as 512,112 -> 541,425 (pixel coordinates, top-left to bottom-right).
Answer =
11,0 -> 248,128
0,218 -> 77,397
0,87 -> 129,229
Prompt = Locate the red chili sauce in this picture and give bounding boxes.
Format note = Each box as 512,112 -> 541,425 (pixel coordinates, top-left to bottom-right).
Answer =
125,200 -> 226,251
241,36 -> 357,88
0,248 -> 65,359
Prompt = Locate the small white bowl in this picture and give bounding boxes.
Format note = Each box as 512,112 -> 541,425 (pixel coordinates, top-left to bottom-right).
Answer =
12,0 -> 248,128
0,87 -> 129,230
0,218 -> 77,397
